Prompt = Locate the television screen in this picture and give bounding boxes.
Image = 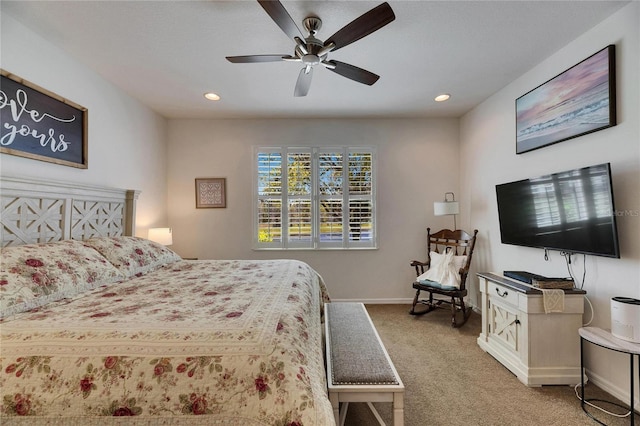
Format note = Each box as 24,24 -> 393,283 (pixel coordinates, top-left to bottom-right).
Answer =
496,163 -> 620,258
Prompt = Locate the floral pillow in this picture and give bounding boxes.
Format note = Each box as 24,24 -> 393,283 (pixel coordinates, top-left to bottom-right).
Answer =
0,240 -> 125,319
83,236 -> 182,278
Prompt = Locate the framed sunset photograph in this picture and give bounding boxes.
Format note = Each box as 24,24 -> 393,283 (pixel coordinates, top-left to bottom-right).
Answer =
516,45 -> 616,154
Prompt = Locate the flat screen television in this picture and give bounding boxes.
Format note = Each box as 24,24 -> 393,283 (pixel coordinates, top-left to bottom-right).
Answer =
495,163 -> 620,258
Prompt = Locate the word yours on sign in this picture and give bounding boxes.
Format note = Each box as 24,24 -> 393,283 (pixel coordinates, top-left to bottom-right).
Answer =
0,70 -> 87,168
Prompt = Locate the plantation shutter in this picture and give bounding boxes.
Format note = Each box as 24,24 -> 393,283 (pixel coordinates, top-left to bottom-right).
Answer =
287,150 -> 313,248
348,151 -> 374,247
256,149 -> 283,247
317,150 -> 344,247
254,146 -> 376,249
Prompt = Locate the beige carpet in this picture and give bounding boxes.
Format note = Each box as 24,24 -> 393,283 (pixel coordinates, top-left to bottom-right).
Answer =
342,304 -> 634,426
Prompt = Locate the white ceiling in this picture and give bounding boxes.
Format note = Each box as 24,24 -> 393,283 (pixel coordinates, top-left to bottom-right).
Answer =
1,0 -> 629,119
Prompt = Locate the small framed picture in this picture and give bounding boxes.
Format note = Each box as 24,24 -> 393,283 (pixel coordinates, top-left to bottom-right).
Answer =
195,178 -> 226,208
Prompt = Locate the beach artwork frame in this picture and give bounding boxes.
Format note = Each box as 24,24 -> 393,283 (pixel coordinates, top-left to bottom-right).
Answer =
515,45 -> 616,154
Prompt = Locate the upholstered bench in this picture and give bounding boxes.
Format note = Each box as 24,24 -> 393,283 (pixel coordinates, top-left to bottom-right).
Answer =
325,302 -> 405,426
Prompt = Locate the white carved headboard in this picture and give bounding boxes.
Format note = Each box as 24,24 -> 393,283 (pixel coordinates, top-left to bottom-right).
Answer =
0,175 -> 139,247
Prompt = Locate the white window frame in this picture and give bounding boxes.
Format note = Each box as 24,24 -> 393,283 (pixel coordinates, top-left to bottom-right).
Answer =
253,146 -> 377,250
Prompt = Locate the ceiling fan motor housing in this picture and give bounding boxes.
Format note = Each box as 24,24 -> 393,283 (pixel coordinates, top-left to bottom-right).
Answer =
303,16 -> 321,34
296,16 -> 325,64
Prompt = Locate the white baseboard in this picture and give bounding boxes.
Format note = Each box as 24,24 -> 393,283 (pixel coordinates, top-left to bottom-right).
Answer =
329,298 -> 483,315
584,368 -> 640,409
329,299 -> 482,311
331,298 -> 481,308
330,298 -> 413,304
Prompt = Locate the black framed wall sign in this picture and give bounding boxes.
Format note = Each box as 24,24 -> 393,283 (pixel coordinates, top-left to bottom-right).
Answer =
515,45 -> 616,154
0,69 -> 88,168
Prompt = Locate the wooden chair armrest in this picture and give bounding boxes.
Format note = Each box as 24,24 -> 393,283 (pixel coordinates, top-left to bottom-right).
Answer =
410,260 -> 429,276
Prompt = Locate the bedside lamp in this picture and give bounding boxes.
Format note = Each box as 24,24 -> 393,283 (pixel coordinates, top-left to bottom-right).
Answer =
148,227 -> 173,246
433,192 -> 459,230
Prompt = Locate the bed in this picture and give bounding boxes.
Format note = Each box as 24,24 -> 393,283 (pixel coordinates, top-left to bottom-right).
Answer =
0,176 -> 335,425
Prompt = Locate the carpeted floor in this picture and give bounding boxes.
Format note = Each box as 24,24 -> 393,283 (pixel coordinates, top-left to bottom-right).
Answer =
342,304 -> 635,426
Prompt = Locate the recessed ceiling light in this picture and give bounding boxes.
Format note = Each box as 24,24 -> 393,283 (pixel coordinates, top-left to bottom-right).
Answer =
204,92 -> 221,101
434,94 -> 451,102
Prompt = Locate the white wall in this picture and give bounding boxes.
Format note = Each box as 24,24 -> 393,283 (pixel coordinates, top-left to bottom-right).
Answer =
166,118 -> 460,301
460,1 -> 639,405
0,13 -> 169,234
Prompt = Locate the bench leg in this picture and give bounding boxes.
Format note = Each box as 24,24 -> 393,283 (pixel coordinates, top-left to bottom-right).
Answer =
339,402 -> 350,426
393,392 -> 405,426
366,402 -> 386,425
329,391 -> 404,426
329,392 -> 340,425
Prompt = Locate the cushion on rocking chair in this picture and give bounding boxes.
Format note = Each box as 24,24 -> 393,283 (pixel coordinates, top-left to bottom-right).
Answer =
417,250 -> 467,290
417,279 -> 458,291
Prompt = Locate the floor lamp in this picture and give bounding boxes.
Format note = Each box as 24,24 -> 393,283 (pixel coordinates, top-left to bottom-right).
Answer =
433,192 -> 459,230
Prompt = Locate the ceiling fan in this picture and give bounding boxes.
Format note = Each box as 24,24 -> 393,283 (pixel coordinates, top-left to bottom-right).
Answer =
225,1 -> 395,97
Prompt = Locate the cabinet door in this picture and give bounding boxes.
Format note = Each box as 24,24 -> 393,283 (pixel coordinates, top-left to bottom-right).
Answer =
489,300 -> 519,352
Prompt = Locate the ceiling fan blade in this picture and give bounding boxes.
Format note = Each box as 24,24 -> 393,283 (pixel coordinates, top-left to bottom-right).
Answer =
294,66 -> 313,97
326,60 -> 379,85
324,2 -> 395,51
226,55 -> 288,63
258,0 -> 304,40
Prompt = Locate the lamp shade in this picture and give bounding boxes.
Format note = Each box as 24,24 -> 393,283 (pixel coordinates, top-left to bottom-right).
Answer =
433,201 -> 460,216
148,228 -> 173,246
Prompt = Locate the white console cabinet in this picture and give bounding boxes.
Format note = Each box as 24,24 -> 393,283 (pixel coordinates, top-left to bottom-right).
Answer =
476,272 -> 586,387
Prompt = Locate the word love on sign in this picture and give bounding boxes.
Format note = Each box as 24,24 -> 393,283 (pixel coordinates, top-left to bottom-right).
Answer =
0,70 -> 87,168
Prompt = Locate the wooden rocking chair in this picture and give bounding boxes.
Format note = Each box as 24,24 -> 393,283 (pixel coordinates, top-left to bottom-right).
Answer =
409,228 -> 478,328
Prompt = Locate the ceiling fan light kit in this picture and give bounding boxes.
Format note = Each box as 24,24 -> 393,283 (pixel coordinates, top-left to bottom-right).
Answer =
226,1 -> 395,97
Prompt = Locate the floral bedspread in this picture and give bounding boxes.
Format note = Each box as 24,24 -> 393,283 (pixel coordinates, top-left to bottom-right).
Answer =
1,259 -> 334,425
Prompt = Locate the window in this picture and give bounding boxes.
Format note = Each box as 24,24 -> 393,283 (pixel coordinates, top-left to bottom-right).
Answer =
255,146 -> 376,249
